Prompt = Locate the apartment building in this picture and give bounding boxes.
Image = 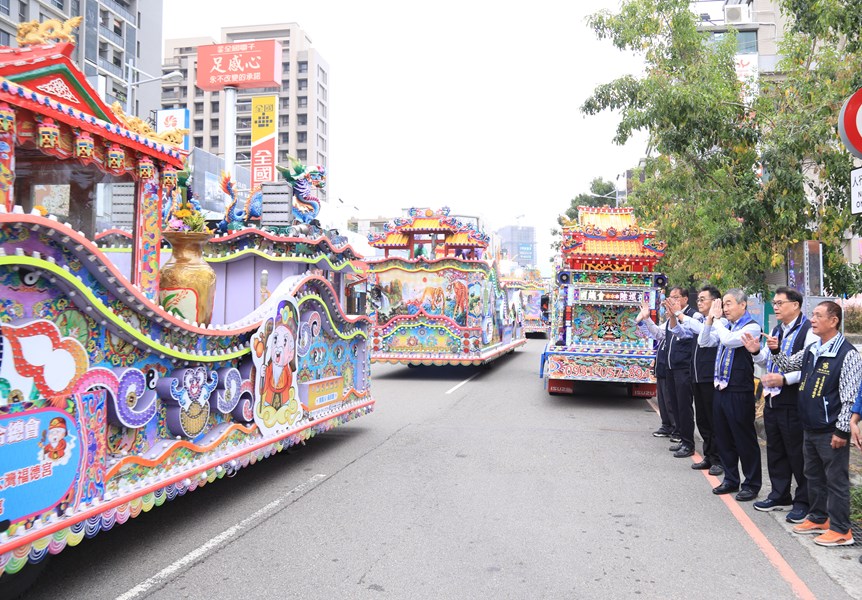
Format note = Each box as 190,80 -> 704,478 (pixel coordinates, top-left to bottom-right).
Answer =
0,0 -> 163,119
162,23 -> 329,200
497,225 -> 537,268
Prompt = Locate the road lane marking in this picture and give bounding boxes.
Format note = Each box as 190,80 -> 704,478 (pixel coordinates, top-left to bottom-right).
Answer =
445,372 -> 480,394
114,473 -> 327,600
645,398 -> 816,600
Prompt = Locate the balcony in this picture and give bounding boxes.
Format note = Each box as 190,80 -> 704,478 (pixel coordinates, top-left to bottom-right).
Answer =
98,26 -> 124,49
101,0 -> 135,23
98,58 -> 124,78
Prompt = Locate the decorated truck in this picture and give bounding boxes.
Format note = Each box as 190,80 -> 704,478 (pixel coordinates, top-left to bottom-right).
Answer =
500,268 -> 549,336
540,207 -> 666,396
366,207 -> 526,366
0,21 -> 373,583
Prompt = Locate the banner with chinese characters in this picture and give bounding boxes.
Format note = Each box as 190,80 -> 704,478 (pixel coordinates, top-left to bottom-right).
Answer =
196,40 -> 281,91
570,288 -> 650,305
0,408 -> 81,524
251,95 -> 277,190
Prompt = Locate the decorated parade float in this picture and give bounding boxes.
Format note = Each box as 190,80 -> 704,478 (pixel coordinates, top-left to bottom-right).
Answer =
540,206 -> 666,396
0,21 -> 373,580
366,207 -> 526,366
500,267 -> 549,336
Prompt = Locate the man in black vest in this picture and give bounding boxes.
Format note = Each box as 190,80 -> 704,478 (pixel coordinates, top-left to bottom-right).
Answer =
663,287 -> 698,458
636,298 -> 676,440
743,301 -> 862,546
671,285 -> 724,476
699,289 -> 762,501
747,287 -> 816,523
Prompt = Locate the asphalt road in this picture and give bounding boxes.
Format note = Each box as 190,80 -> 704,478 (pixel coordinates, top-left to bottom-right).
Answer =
13,338 -> 862,599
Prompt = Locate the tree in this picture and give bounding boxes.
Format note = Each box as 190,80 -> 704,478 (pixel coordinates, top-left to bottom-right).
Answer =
550,177 -> 619,255
580,0 -> 862,294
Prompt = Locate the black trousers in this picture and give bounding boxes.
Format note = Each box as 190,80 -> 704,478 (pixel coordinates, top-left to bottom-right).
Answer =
693,381 -> 720,465
713,388 -> 762,492
656,375 -> 676,433
764,402 -> 808,507
667,367 -> 694,447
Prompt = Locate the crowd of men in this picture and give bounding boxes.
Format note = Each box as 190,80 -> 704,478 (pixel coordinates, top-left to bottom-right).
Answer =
636,286 -> 862,547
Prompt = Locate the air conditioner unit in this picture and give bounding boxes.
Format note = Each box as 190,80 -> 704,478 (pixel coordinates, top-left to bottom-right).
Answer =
724,4 -> 752,25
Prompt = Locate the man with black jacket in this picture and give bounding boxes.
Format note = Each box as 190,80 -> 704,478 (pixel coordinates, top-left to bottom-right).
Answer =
671,285 -> 723,476
636,286 -> 695,454
747,287 -> 817,524
743,301 -> 862,546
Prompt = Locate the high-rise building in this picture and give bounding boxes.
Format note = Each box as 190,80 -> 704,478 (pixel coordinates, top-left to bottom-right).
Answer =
497,225 -> 536,268
0,1 -> 164,119
162,23 -> 329,200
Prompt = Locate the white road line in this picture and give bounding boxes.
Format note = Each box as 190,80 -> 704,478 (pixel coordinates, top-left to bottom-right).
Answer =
445,372 -> 480,395
114,473 -> 327,600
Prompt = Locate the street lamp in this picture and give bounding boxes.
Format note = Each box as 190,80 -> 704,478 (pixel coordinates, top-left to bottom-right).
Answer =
587,190 -> 621,207
125,64 -> 183,115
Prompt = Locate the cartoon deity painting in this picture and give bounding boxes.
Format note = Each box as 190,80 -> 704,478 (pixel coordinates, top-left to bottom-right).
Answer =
38,415 -> 75,465
251,298 -> 303,434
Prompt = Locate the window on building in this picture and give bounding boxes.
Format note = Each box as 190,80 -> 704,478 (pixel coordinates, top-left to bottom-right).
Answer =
297,79 -> 307,91
710,29 -> 758,55
211,101 -> 219,113
278,115 -> 289,127
194,136 -> 203,148
281,61 -> 290,74
210,118 -> 219,130
297,132 -> 307,143
194,102 -> 204,113
297,96 -> 307,108
0,30 -> 8,46
318,84 -> 327,101
317,102 -> 327,118
51,0 -> 63,9
317,66 -> 327,84
298,61 -> 308,74
18,3 -> 26,21
194,119 -> 203,130
0,0 -> 9,16
280,150 -> 291,162
297,149 -> 307,161
280,98 -> 289,110
210,136 -> 219,147
236,135 -> 251,147
317,135 -> 326,152
297,114 -> 307,126
279,133 -> 289,144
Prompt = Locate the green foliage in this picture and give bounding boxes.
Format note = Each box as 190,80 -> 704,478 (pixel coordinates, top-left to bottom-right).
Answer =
580,0 -> 862,294
844,305 -> 862,335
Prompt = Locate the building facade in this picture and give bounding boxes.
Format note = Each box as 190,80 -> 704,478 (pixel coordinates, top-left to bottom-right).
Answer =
162,23 -> 328,200
0,0 -> 163,119
497,225 -> 536,268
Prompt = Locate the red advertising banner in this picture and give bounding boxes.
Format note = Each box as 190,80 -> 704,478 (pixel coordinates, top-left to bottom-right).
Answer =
196,40 -> 282,91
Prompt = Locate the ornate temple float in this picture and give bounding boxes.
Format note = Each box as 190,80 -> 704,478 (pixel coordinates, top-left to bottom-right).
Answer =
499,267 -> 549,336
366,207 -> 526,366
540,206 -> 666,396
0,22 -> 373,578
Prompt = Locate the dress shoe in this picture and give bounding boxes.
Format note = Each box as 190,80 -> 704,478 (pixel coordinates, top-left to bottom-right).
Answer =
652,428 -> 672,438
708,465 -> 724,477
712,482 -> 739,495
691,459 -> 711,470
735,489 -> 758,502
673,445 -> 694,458
668,443 -> 682,452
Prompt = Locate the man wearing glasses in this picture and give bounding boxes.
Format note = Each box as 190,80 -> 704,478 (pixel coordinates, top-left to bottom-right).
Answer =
699,289 -> 762,502
746,287 -> 816,524
636,286 -> 697,456
743,301 -> 862,546
671,286 -> 724,476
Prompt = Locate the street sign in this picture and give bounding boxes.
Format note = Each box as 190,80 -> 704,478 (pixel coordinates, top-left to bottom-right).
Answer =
839,88 -> 862,158
852,167 -> 862,215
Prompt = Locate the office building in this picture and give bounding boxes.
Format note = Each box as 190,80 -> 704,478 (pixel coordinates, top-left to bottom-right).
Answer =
162,23 -> 329,201
0,0 -> 164,119
497,225 -> 536,268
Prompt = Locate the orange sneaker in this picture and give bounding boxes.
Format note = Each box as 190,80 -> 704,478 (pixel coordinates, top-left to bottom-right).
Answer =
813,529 -> 854,547
792,519 -> 830,535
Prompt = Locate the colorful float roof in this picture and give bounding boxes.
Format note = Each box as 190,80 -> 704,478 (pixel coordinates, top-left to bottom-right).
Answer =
368,207 -> 490,249
561,206 -> 665,262
0,38 -> 184,168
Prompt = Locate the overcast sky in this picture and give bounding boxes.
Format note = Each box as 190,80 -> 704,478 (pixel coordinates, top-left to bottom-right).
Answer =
163,1 -> 647,273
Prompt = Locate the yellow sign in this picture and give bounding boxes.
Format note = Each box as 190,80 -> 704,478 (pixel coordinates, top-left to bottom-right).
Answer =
251,95 -> 276,143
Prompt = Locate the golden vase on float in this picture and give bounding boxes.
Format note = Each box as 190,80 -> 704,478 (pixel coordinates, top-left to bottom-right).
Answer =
159,231 -> 216,325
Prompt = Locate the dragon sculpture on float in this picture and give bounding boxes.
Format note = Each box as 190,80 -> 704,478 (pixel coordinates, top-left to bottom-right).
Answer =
217,156 -> 327,233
